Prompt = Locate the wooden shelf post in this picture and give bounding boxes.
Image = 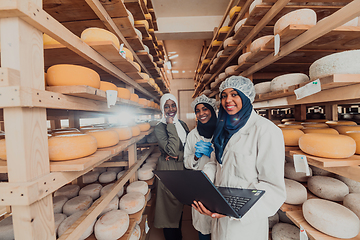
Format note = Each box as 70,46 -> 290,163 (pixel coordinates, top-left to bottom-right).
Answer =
325,104 -> 339,121
294,104 -> 306,121
128,143 -> 137,183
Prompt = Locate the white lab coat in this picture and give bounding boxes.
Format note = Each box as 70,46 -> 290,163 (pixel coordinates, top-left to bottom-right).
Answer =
184,128 -> 215,235
203,110 -> 286,240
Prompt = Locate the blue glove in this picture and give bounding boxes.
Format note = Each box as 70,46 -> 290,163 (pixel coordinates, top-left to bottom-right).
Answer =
195,140 -> 213,158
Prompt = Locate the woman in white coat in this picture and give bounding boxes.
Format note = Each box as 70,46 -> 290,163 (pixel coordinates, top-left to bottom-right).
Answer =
184,95 -> 217,240
193,76 -> 286,240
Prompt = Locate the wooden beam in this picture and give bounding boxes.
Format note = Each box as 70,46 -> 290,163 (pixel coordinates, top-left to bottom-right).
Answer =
294,104 -> 306,121
325,104 -> 339,121
128,144 -> 137,183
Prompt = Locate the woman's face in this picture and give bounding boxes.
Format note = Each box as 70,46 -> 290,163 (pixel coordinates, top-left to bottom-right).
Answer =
220,88 -> 242,115
163,99 -> 177,118
195,104 -> 212,124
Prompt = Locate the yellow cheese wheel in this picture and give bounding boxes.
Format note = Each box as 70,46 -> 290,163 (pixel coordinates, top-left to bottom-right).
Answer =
229,6 -> 241,19
51,128 -> 81,134
299,133 -> 356,158
333,125 -> 360,134
345,131 -> 360,154
47,64 -> 101,88
117,88 -> 131,100
145,14 -> 152,21
0,139 -> 6,160
134,20 -> 149,30
52,130 -> 83,136
281,128 -> 304,146
86,130 -> 119,148
130,126 -> 141,137
326,121 -> 358,127
130,93 -> 139,103
302,128 -> 339,135
305,119 -> 328,123
212,40 -> 223,47
138,98 -> 148,106
120,47 -> 134,61
139,72 -> 149,80
48,134 -> 97,161
79,127 -> 104,133
138,123 -> 150,132
281,118 -> 295,123
278,124 -> 304,130
148,78 -> 155,86
285,121 -> 303,125
99,81 -> 118,91
219,26 -> 231,33
43,33 -> 61,46
110,127 -> 133,141
133,62 -> 141,72
81,27 -> 120,49
301,122 -> 329,128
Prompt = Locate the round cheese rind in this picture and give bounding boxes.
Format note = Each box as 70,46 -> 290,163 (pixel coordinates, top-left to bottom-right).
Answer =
303,199 -> 360,238
117,170 -> 127,180
285,178 -> 307,205
127,181 -> 148,195
336,175 -> 360,193
53,195 -> 69,214
212,40 -> 223,47
58,210 -> 96,240
119,192 -> 146,214
278,124 -> 303,130
126,9 -> 134,26
281,128 -> 304,146
81,27 -> 120,49
54,185 -> 80,199
99,171 -> 117,184
333,125 -> 360,134
301,122 -> 328,128
134,28 -> 142,41
284,162 -> 312,182
223,37 -> 239,48
138,123 -> 150,132
117,87 -> 131,100
110,127 -> 133,141
299,133 -> 356,158
254,81 -> 271,94
235,18 -> 247,32
270,73 -> 309,92
79,183 -> 103,200
100,196 -> 119,217
218,26 -> 230,33
238,52 -> 252,65
54,213 -> 67,236
309,50 -> 360,80
62,195 -> 93,216
134,20 -> 149,30
130,93 -> 139,103
229,6 -> 241,19
43,33 -> 61,46
48,134 -> 97,161
343,193 -> 360,219
345,131 -> 360,154
86,129 -> 119,148
101,183 -> 124,198
326,120 -> 357,127
302,127 -> 338,135
250,35 -> 273,52
274,9 -> 317,35
225,65 -> 238,76
99,81 -> 118,92
0,216 -> 14,240
94,210 -> 130,240
307,176 -> 349,201
137,166 -> 154,180
47,64 -> 100,88
310,166 -> 334,177
272,223 -> 300,240
131,126 -> 141,137
129,224 -> 141,240
82,171 -> 100,184
249,0 -> 263,14
142,162 -> 156,170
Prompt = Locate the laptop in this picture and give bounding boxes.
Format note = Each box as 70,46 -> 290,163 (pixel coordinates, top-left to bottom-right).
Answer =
154,170 -> 265,218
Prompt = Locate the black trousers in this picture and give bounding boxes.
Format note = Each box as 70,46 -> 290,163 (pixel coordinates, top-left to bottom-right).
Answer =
163,213 -> 183,240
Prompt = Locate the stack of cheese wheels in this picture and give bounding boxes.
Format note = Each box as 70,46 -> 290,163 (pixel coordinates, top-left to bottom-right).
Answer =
270,73 -> 309,92
299,133 -> 356,158
303,199 -> 360,238
250,35 -> 273,52
111,126 -> 133,141
225,65 -> 238,76
301,122 -> 328,128
326,120 -> 357,127
129,224 -> 141,240
254,81 -> 271,94
274,9 -> 317,35
101,183 -> 124,198
82,171 -> 100,184
94,210 -> 129,240
0,216 -> 14,240
345,131 -> 360,154
79,183 -> 102,200
278,124 -> 303,129
229,6 -> 241,19
272,223 -> 300,240
80,27 -> 120,49
137,166 -> 154,181
284,179 -> 307,205
130,93 -> 139,103
48,134 -> 97,161
223,36 -> 240,48
99,81 -> 118,92
285,162 -> 312,182
54,184 -> 80,198
86,129 -> 119,148
307,176 -> 349,201
0,137 -> 6,160
235,18 -> 247,32
343,193 -> 360,219
238,52 -> 251,65
131,126 -> 141,137
138,98 -> 148,106
309,50 -> 360,80
127,181 -> 149,195
212,40 -> 223,47
58,210 -> 96,239
99,171 -> 117,184
302,127 -> 339,135
53,196 -> 69,214
62,195 -> 93,216
47,64 -> 101,88
134,20 -> 149,30
281,128 -> 304,146
333,125 -> 360,134
43,33 -> 61,46
138,122 -> 150,132
54,213 -> 67,236
120,192 -> 146,214
117,87 -> 131,100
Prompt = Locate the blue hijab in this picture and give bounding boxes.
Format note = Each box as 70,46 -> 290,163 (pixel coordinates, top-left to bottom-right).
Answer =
213,89 -> 253,164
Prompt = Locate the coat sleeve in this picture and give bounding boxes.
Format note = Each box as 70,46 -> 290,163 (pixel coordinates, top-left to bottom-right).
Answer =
155,123 -> 182,157
236,124 -> 286,224
203,159 -> 217,182
183,131 -> 198,169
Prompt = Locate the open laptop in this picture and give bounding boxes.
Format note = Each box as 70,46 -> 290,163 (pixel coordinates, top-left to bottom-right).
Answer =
154,170 -> 265,218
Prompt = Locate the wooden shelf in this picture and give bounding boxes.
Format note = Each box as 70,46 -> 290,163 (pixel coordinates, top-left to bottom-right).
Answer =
124,0 -> 146,21
126,37 -> 146,52
233,25 -> 273,41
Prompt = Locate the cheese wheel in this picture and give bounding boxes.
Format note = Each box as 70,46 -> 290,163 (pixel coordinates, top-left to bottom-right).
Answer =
129,224 -> 141,240
229,6 -> 241,19
148,78 -> 155,86
272,223 -> 299,240
94,167 -> 107,174
119,192 -> 146,214
225,65 -> 238,76
131,126 -> 141,137
145,13 -> 152,21
94,210 -> 130,240
254,81 -> 271,94
134,28 -> 142,41
249,0 -> 263,14
223,37 -> 239,48
217,50 -> 224,58
303,199 -> 360,238
305,119 -> 328,123
63,195 -> 93,216
334,125 -> 360,134
54,184 -> 80,199
133,62 -> 141,72
310,50 -> 360,80
139,72 -> 149,80
58,211 -> 95,239
343,193 -> 360,219
47,64 -> 100,88
86,129 -> 119,148
137,166 -> 154,180
310,165 -> 334,177
79,183 -> 102,200
99,171 -> 117,184
99,81 -> 118,91
218,26 -> 230,33
79,127 -> 104,133
53,195 -> 69,214
138,123 -> 150,132
285,121 -> 303,125
120,47 -> 134,61
130,93 -> 139,103
52,130 -> 82,136
0,216 -> 14,240
285,179 -> 307,205
127,181 -> 148,195
299,133 -> 356,158
54,213 -> 67,235
142,162 -> 156,170
135,20 -> 149,30
250,35 -> 273,52
235,18 -> 247,32
82,171 -> 100,184
116,87 -> 131,100
302,127 -> 339,135
212,40 -> 223,47
284,162 -> 312,182
301,122 -> 328,128
117,170 -> 127,180
43,33 -> 61,46
100,196 -> 119,216
110,127 -> 133,141
274,9 -> 317,35
147,156 -> 159,163
326,120 -> 357,127
219,72 -> 227,80
278,124 -> 304,130
307,176 -> 349,201
270,73 -> 309,92
281,128 -> 304,146
81,27 -> 120,49
238,52 -> 251,65
336,175 -> 360,193
138,98 -> 148,106
0,139 -> 6,160
101,183 -> 124,198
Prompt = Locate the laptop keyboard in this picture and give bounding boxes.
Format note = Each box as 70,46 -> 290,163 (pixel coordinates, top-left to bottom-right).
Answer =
223,195 -> 250,212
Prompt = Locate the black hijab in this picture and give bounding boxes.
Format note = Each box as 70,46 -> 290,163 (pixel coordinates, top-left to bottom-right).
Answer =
195,103 -> 217,139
